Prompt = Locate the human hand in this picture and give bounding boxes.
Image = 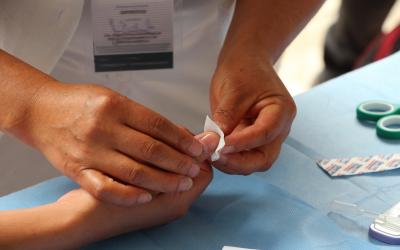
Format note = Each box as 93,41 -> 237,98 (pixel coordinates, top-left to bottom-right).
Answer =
209,47 -> 296,175
14,81 -> 219,206
56,161 -> 213,249
0,161 -> 213,249
178,126 -> 221,164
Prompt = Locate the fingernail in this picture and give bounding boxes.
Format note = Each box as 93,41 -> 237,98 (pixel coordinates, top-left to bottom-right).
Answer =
178,176 -> 193,191
220,145 -> 235,154
188,163 -> 200,178
138,193 -> 152,204
189,140 -> 202,156
216,154 -> 228,165
200,133 -> 220,153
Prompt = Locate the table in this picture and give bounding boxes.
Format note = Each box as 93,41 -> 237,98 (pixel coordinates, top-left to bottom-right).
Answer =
256,51 -> 400,249
2,52 -> 400,249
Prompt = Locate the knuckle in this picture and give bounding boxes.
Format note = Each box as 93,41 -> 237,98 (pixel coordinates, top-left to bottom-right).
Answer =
141,140 -> 164,162
174,132 -> 189,149
160,178 -> 180,193
258,132 -> 269,147
125,165 -> 147,185
66,162 -> 86,182
67,146 -> 92,165
93,180 -> 108,201
60,147 -> 92,176
213,107 -> 235,123
91,92 -> 120,112
174,158 -> 191,174
148,115 -> 168,135
81,92 -> 123,134
71,117 -> 102,141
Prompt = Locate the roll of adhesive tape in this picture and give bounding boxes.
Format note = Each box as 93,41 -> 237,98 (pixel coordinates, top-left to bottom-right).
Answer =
377,115 -> 400,139
357,101 -> 396,121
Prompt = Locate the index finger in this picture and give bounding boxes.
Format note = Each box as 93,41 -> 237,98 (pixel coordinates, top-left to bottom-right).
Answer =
223,100 -> 294,153
122,100 -> 203,157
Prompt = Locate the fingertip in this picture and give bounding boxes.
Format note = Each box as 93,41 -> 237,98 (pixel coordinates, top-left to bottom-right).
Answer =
188,139 -> 203,157
195,132 -> 220,154
138,192 -> 152,204
178,176 -> 193,191
188,163 -> 200,178
109,185 -> 153,206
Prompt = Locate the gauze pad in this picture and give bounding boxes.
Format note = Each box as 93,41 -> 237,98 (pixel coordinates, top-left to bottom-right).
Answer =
204,116 -> 225,161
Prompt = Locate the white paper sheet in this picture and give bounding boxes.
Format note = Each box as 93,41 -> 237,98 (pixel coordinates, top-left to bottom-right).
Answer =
204,115 -> 225,161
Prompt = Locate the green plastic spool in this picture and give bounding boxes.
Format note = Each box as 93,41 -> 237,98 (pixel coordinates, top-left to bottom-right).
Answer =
376,115 -> 400,139
357,101 -> 400,122
357,101 -> 400,139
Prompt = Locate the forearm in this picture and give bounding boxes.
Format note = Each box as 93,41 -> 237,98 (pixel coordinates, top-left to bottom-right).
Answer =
0,144 -> 213,249
0,203 -> 83,250
0,198 -> 122,249
220,0 -> 324,64
0,49 -> 56,144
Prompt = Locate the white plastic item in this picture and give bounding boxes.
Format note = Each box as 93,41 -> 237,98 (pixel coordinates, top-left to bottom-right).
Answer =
329,200 -> 400,225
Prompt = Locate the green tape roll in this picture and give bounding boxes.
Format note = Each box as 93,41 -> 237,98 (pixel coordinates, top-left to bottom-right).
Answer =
357,101 -> 400,121
376,115 -> 400,139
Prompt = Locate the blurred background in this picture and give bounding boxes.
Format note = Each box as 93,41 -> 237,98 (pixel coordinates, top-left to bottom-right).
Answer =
279,0 -> 400,96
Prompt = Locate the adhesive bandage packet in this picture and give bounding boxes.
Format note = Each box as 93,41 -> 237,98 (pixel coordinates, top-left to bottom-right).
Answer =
204,116 -> 225,161
317,153 -> 400,177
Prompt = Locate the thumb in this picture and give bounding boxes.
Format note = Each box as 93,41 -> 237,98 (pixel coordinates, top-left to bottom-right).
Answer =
211,93 -> 252,135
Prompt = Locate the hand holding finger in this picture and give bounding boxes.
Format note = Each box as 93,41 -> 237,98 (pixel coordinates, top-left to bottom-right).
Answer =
209,50 -> 296,175
211,132 -> 287,175
26,82 -> 211,206
54,161 -> 213,249
194,131 -> 220,163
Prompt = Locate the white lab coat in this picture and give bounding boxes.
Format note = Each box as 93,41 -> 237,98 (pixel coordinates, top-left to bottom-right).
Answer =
0,0 -> 236,195
1,0 -> 236,133
50,0 -> 236,133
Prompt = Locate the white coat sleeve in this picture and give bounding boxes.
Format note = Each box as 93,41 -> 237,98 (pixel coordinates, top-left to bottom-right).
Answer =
0,0 -> 84,74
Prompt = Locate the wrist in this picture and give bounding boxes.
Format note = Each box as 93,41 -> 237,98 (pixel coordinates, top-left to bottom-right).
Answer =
0,50 -> 59,148
217,41 -> 275,76
219,0 -> 324,67
219,32 -> 274,67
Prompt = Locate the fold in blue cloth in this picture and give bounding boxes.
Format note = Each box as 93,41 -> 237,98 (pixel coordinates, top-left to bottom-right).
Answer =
0,169 -> 377,249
